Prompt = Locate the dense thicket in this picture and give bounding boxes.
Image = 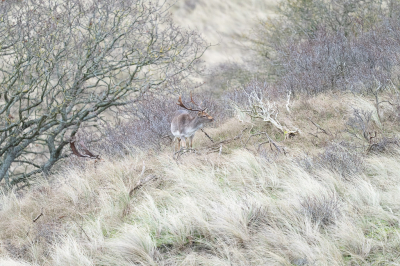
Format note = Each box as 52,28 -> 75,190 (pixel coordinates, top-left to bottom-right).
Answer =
252,0 -> 400,95
0,0 -> 207,186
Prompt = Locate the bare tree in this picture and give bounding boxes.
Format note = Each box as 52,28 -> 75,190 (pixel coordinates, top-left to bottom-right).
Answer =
0,0 -> 207,186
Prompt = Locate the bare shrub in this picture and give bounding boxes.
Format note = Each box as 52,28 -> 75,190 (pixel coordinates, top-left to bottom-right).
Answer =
275,27 -> 398,95
344,108 -> 399,153
367,137 -> 400,154
251,0 -> 391,63
277,0 -> 386,38
317,143 -> 364,179
248,0 -> 400,96
94,95 -> 178,156
299,193 -> 341,227
0,0 -> 207,186
346,109 -> 375,143
294,154 -> 314,173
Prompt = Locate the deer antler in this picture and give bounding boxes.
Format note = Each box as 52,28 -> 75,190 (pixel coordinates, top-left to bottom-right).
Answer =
190,93 -> 206,111
177,96 -> 203,112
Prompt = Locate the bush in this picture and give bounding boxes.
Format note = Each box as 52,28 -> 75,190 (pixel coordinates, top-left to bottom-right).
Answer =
250,0 -> 400,96
316,143 -> 364,180
367,137 -> 400,154
346,109 -> 375,143
252,0 -> 391,60
276,27 -> 399,95
0,0 -> 207,186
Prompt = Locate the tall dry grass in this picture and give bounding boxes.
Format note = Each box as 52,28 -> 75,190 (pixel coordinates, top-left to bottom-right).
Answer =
1,91 -> 400,265
3,0 -> 400,264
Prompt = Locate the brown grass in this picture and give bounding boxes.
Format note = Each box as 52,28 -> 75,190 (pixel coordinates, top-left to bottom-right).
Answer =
1,91 -> 400,265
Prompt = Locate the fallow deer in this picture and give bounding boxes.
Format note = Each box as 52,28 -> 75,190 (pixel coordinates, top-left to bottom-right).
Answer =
171,94 -> 213,151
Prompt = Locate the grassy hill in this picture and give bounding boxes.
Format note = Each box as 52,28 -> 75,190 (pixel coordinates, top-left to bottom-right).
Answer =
3,0 -> 400,265
2,91 -> 400,265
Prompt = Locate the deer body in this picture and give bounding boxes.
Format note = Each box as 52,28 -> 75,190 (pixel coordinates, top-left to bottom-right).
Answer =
171,96 -> 213,150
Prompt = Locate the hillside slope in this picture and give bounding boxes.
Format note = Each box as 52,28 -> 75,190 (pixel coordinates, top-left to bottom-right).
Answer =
1,92 -> 400,265
171,0 -> 277,66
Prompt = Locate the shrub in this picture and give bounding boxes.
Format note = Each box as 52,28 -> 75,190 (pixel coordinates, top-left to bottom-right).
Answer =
92,94 -> 178,156
316,143 -> 364,180
367,137 -> 400,154
346,109 -> 375,143
249,0 -> 400,96
0,0 -> 207,186
276,28 -> 399,95
252,0 -> 391,61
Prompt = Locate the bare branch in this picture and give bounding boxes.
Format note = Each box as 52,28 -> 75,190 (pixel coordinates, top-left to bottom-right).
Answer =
0,0 -> 208,185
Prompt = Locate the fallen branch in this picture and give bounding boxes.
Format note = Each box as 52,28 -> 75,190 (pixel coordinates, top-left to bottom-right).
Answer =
129,174 -> 158,197
309,118 -> 332,136
206,127 -> 248,149
245,131 -> 286,155
70,136 -> 100,159
240,90 -> 299,139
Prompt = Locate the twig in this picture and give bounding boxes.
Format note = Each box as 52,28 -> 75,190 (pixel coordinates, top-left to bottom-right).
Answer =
257,141 -> 270,152
286,90 -> 291,113
33,211 -> 43,223
244,132 -> 265,148
71,217 -> 91,242
129,174 -> 157,197
206,127 -> 248,149
201,129 -> 214,143
26,208 -> 44,237
245,131 -> 283,154
308,118 -> 332,136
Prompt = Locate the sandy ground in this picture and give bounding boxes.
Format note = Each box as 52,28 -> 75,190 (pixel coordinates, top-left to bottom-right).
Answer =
170,0 -> 278,66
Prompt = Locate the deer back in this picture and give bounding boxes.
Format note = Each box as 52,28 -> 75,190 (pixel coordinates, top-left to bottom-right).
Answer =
171,95 -> 214,137
171,109 -> 213,137
171,110 -> 193,136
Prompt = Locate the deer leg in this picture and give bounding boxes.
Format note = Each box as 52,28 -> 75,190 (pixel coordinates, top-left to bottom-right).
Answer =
189,135 -> 194,149
181,137 -> 186,150
176,138 -> 181,152
173,137 -> 178,152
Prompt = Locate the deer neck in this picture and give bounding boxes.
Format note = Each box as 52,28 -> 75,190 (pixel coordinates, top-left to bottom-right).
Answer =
188,115 -> 205,132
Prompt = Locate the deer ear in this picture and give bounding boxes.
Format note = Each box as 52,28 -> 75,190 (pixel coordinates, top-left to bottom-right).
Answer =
203,108 -> 208,112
